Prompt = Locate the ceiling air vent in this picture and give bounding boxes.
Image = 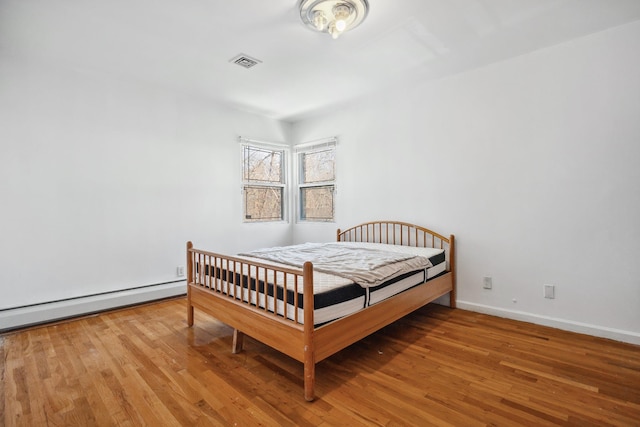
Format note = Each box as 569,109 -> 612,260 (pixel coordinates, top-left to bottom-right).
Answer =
229,53 -> 262,69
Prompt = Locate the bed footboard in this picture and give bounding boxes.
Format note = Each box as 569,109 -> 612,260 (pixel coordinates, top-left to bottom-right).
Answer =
186,242 -> 317,400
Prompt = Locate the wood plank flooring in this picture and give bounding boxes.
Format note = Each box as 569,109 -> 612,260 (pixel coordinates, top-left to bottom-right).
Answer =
2,298 -> 639,426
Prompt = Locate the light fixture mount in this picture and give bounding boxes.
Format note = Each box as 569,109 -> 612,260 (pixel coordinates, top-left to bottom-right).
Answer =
298,0 -> 369,39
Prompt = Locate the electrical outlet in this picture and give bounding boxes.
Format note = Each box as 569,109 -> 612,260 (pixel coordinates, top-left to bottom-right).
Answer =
483,276 -> 492,289
544,284 -> 555,299
177,266 -> 185,277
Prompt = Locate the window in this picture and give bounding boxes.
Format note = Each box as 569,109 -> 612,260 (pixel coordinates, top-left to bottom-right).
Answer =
297,139 -> 336,222
241,142 -> 287,222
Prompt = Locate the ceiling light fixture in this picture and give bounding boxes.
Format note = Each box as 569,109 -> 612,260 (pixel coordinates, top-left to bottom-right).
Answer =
299,0 -> 369,40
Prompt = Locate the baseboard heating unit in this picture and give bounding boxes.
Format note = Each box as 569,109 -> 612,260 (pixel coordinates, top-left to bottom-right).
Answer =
0,281 -> 186,332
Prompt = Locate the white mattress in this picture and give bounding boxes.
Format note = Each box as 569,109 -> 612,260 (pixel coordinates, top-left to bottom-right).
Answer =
194,242 -> 447,326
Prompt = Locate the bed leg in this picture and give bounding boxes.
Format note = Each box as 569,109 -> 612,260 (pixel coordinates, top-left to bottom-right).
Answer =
232,329 -> 244,354
187,303 -> 194,326
304,358 -> 315,402
187,286 -> 194,326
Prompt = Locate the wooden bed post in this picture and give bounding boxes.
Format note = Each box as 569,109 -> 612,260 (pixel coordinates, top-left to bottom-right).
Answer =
186,241 -> 194,326
449,235 -> 456,309
336,228 -> 341,242
302,261 -> 315,401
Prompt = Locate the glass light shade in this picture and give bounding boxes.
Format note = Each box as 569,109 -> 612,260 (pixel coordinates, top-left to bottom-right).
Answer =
333,4 -> 350,32
312,10 -> 327,31
298,0 -> 369,39
328,22 -> 340,39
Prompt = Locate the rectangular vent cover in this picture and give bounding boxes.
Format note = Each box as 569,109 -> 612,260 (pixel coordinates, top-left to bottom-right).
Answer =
230,54 -> 262,69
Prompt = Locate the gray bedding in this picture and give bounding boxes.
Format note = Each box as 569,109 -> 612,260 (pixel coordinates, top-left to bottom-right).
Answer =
239,242 -> 433,288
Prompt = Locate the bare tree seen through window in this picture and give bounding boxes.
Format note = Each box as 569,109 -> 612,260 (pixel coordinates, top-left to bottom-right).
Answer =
300,147 -> 335,221
243,146 -> 284,221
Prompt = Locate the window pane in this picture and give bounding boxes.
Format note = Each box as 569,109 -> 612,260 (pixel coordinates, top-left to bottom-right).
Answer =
244,186 -> 283,221
302,149 -> 335,184
244,146 -> 282,183
300,186 -> 334,221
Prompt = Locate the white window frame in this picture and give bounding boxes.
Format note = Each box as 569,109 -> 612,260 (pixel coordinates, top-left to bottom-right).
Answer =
295,137 -> 337,223
240,138 -> 289,223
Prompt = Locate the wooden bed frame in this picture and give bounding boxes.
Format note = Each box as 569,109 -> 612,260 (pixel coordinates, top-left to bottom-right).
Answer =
186,221 -> 455,401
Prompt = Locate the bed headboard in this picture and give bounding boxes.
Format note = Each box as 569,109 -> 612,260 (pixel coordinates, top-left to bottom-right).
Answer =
337,220 -> 455,276
337,221 -> 449,248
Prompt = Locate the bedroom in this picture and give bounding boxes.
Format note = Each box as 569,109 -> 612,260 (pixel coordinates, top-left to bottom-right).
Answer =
1,0 -> 639,424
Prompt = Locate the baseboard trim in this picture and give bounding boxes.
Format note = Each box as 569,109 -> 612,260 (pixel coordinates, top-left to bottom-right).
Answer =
0,282 -> 186,333
456,300 -> 640,345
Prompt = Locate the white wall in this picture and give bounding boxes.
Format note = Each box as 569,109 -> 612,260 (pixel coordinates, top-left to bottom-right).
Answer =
292,21 -> 640,343
2,18 -> 638,344
0,54 -> 292,315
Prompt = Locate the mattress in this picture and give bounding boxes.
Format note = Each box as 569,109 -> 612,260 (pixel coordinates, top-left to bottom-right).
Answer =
194,242 -> 446,326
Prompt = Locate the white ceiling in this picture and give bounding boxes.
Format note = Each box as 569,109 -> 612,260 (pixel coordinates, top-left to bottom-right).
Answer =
2,0 -> 640,122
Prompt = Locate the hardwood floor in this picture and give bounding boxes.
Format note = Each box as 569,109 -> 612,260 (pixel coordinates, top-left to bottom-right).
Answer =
2,298 -> 639,426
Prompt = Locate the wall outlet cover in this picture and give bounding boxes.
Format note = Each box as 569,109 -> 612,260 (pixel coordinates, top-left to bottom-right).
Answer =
544,284 -> 555,299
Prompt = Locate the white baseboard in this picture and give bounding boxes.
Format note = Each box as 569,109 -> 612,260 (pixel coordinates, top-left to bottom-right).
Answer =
0,282 -> 187,332
456,300 -> 640,346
